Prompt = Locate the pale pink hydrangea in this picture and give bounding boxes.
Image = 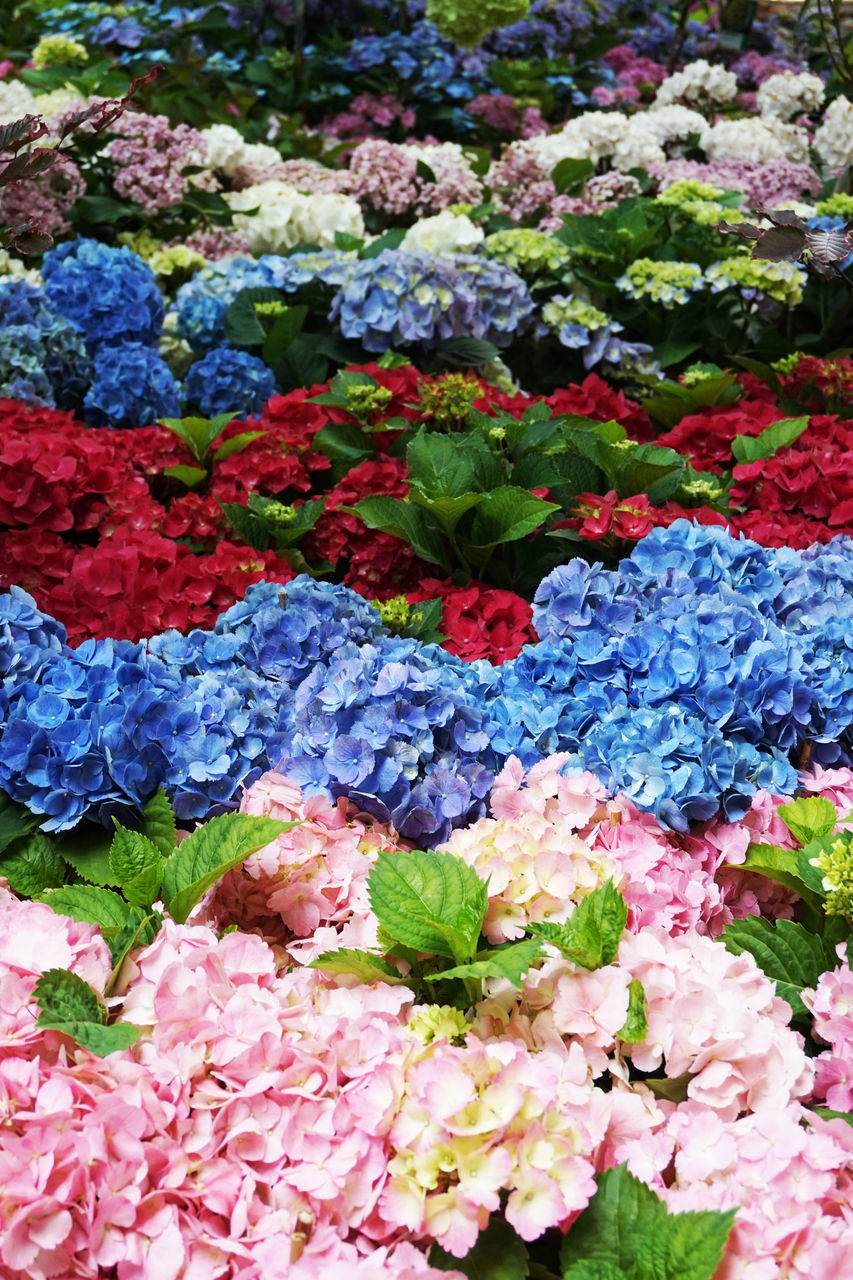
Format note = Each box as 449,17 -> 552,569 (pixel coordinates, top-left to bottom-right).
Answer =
0,152 -> 85,238
105,110 -> 209,212
803,956 -> 853,1111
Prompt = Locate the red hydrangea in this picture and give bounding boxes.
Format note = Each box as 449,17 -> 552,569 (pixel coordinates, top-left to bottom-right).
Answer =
408,577 -> 536,663
655,399 -> 782,473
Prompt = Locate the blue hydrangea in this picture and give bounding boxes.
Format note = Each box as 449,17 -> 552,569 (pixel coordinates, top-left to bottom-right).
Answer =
82,342 -> 181,429
42,238 -> 164,352
183,345 -> 277,417
0,282 -> 92,410
328,249 -> 532,353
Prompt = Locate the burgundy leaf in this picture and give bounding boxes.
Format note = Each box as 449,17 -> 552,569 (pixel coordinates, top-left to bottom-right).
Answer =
758,207 -> 807,231
0,115 -> 48,154
751,225 -> 807,262
716,221 -> 762,241
2,218 -> 54,254
805,227 -> 853,264
0,147 -> 58,188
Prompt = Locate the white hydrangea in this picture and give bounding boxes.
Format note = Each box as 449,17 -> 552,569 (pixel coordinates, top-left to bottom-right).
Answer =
700,117 -> 790,163
757,71 -> 824,121
0,78 -> 38,126
401,210 -> 484,255
200,123 -> 282,176
654,59 -> 738,108
814,96 -> 853,172
533,112 -> 665,172
0,249 -> 41,285
639,104 -> 707,147
225,180 -> 365,253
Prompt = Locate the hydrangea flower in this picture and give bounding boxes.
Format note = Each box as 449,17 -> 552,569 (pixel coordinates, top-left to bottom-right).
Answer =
42,238 -> 164,352
183,345 -> 277,417
82,342 -> 181,429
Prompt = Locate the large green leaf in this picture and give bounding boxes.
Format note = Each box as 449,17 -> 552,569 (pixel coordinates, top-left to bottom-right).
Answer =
430,1216 -> 529,1278
409,487 -> 485,535
731,416 -> 810,463
109,826 -> 165,909
425,937 -> 543,989
352,496 -> 451,570
561,1165 -> 735,1280
739,842 -> 822,910
777,796 -> 838,847
367,849 -> 488,963
1,832 -> 65,897
140,789 -> 177,858
466,486 -> 559,547
39,884 -> 134,931
720,916 -> 841,1020
529,881 -> 628,970
309,948 -> 408,985
55,825 -> 118,887
0,790 -> 40,855
407,430 -> 479,498
162,813 -> 295,924
33,968 -> 140,1056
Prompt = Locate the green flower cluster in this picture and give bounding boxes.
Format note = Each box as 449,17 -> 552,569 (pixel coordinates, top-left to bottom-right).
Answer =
417,372 -> 481,427
373,594 -> 412,632
656,180 -> 737,227
484,228 -> 571,276
425,0 -> 530,46
542,294 -> 611,332
263,501 -> 298,526
705,256 -> 805,307
815,193 -> 853,219
345,383 -> 394,419
615,259 -> 705,307
31,33 -> 88,67
809,832 -> 853,920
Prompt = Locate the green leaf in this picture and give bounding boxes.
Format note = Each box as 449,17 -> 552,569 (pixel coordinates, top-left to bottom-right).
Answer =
220,501 -> 271,552
162,813 -> 295,924
720,916 -> 841,1020
34,967 -> 104,1024
811,1107 -> 853,1126
55,825 -> 118,886
108,826 -> 164,909
652,337 -> 702,369
262,305 -> 308,362
416,158 -> 437,184
409,487 -> 485,535
407,429 -> 478,498
551,155 -> 595,195
367,849 -> 489,964
529,881 -> 628,970
312,421 -> 373,467
223,286 -> 284,346
617,978 -> 648,1043
212,430 -> 266,462
309,948 -> 408,984
778,796 -> 838,846
561,1165 -> 735,1280
731,416 -> 809,463
39,884 -> 134,932
431,337 -> 501,368
466,486 -> 559,547
1,831 -> 65,897
141,788 -> 177,858
430,1216 -> 529,1278
798,835 -> 836,897
425,938 -> 543,989
38,1017 -> 140,1057
360,227 -> 407,258
106,909 -> 162,979
334,230 -> 365,251
740,842 -> 822,909
351,496 -> 452,570
0,789 -> 40,855
562,1263 -> 627,1280
163,464 -> 208,488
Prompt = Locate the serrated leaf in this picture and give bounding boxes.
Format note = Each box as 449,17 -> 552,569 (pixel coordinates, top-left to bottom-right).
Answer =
34,968 -> 104,1025
220,501 -> 271,551
212,430 -> 265,462
39,884 -> 134,931
0,789 -> 40,855
778,796 -> 838,846
141,788 -> 177,858
352,496 -> 451,570
409,487 -> 485,534
55,826 -> 118,886
720,916 -> 840,1020
617,978 -> 647,1043
367,850 -> 488,963
106,910 -> 162,981
731,416 -> 809,463
466,486 -> 559,547
108,826 -> 164,909
309,948 -> 408,984
1,831 -> 65,897
37,1018 -> 139,1056
223,286 -> 283,345
426,937 -> 543,989
312,421 -> 373,466
162,813 -> 295,924
739,841 -> 822,910
407,429 -> 479,498
561,1165 -> 735,1280
529,881 -> 627,970
811,1107 -> 853,1126
430,1215 -> 529,1277
163,463 -> 208,488
562,1264 -> 626,1280
752,223 -> 805,262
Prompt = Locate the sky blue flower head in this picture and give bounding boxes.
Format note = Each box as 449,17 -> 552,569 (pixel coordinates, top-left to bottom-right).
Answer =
183,345 -> 276,417
42,238 -> 164,352
82,342 -> 181,428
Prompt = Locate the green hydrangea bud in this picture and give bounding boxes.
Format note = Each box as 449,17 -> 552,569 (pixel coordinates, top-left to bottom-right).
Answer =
616,259 -> 705,307
374,594 -> 412,631
406,1003 -> 469,1045
264,501 -> 297,526
810,833 -> 853,920
346,384 -> 394,418
426,0 -> 531,46
485,228 -> 571,275
31,33 -> 89,67
417,373 -> 481,427
681,477 -> 723,499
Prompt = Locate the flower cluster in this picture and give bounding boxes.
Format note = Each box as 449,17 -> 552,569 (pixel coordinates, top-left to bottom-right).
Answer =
183,345 -> 277,418
615,258 -> 705,306
104,109 -> 206,212
42,238 -> 164,352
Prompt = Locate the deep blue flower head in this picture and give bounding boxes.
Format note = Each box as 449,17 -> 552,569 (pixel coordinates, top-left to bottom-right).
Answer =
183,345 -> 276,417
82,342 -> 181,429
42,239 -> 164,352
0,282 -> 92,410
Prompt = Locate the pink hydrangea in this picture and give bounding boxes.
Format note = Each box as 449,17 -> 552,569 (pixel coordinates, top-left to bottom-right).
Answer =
105,110 -> 208,212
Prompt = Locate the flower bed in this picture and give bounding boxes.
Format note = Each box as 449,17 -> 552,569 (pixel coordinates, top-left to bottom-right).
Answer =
4,1 -> 853,1276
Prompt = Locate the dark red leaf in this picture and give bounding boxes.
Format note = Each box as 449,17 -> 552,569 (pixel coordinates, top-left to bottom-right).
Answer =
0,115 -> 48,154
751,225 -> 806,262
758,208 -> 807,231
806,227 -> 853,264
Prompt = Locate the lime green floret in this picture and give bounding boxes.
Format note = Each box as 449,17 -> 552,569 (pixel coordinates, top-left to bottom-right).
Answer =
485,228 -> 571,275
681,477 -> 723,500
254,301 -> 292,317
657,179 -> 726,205
810,833 -> 853,920
418,373 -> 480,425
771,352 -> 803,374
346,384 -> 393,417
263,502 -> 297,527
426,0 -> 530,47
815,193 -> 853,219
542,295 -> 611,330
148,246 -> 207,280
616,259 -> 704,307
31,33 -> 89,67
406,1004 -> 469,1045
705,256 -> 804,306
373,594 -> 412,630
